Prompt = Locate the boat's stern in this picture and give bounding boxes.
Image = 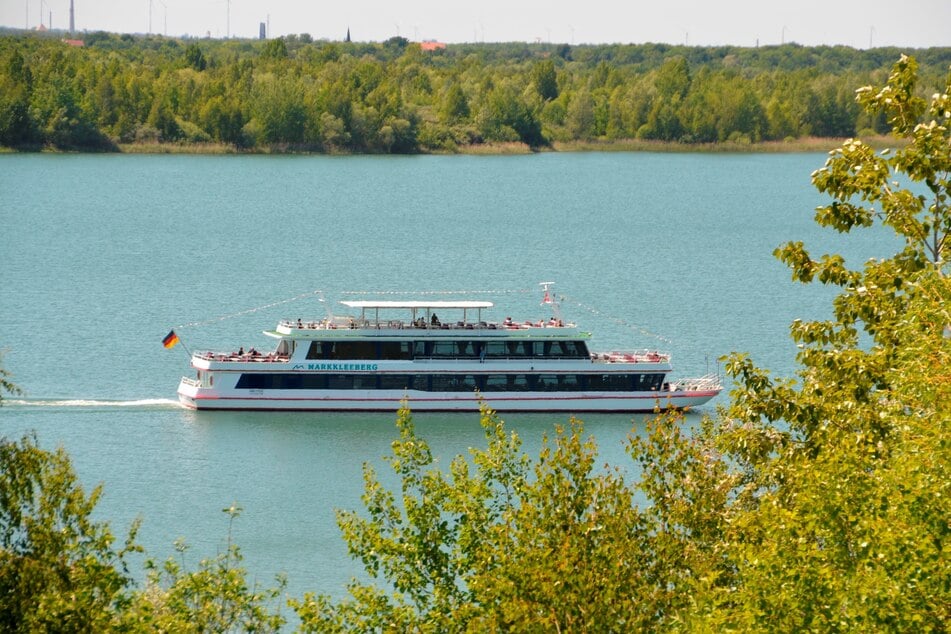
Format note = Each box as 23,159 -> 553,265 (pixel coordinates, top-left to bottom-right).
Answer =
176,376 -> 202,409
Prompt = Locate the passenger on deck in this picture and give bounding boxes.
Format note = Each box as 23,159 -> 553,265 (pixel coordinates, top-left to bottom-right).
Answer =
431,313 -> 440,326
297,318 -> 303,328
238,346 -> 244,355
503,316 -> 512,326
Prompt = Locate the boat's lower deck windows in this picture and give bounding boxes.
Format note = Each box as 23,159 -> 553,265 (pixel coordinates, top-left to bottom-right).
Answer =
235,372 -> 665,392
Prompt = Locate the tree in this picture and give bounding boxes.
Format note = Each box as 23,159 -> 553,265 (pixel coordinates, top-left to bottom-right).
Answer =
184,43 -> 207,71
531,59 -> 558,101
707,52 -> 951,629
0,49 -> 35,146
260,38 -> 288,61
439,83 -> 469,124
121,505 -> 287,632
0,351 -> 22,404
0,433 -> 140,632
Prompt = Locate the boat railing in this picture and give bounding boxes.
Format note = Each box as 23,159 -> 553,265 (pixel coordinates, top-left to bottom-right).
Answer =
592,350 -> 671,364
670,374 -> 722,392
278,318 -> 574,332
194,351 -> 290,363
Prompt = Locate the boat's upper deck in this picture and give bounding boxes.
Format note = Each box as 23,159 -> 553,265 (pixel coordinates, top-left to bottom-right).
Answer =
269,299 -> 582,339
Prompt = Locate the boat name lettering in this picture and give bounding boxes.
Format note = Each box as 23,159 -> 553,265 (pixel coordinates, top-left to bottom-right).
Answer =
301,362 -> 379,371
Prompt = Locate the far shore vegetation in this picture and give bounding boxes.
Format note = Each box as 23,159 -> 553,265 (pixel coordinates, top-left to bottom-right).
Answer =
1,28 -> 948,155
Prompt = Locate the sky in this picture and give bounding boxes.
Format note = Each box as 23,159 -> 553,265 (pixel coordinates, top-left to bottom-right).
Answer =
2,0 -> 949,49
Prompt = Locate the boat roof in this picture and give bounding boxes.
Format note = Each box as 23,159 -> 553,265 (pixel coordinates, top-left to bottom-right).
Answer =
340,300 -> 494,310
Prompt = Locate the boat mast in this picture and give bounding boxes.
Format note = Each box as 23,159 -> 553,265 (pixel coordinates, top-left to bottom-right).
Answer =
539,281 -> 562,322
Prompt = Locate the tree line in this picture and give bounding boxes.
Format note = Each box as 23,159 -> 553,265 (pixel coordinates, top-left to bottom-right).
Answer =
1,55 -> 949,631
1,30 -> 950,152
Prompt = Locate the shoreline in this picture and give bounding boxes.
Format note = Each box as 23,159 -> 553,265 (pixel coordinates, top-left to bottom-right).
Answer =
2,135 -> 902,156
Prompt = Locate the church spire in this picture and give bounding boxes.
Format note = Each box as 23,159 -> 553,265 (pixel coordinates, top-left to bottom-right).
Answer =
345,27 -> 351,43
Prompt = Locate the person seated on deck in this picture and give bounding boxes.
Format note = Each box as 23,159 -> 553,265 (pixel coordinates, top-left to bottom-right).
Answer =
238,346 -> 244,356
249,347 -> 258,356
297,318 -> 303,328
503,316 -> 513,326
431,313 -> 440,326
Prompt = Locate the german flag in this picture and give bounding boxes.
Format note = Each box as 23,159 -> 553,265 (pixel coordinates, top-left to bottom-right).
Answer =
162,330 -> 179,349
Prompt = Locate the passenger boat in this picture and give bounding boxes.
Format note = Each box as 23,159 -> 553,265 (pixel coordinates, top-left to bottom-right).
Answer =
176,286 -> 721,412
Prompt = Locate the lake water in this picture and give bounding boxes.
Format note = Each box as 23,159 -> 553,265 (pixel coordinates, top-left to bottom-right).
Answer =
0,152 -> 901,601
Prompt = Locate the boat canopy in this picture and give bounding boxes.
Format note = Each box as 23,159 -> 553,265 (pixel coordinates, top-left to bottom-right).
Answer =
340,300 -> 494,325
340,300 -> 494,310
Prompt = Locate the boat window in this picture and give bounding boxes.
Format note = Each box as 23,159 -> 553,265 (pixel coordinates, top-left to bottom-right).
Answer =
430,341 -> 458,358
352,375 -> 379,389
380,374 -> 414,390
559,374 -> 582,390
413,341 -> 432,357
509,375 -> 530,391
567,341 -> 590,358
380,342 -> 413,360
587,374 -> 634,391
327,375 -> 353,389
302,375 -> 327,389
236,374 -> 267,389
535,340 -> 589,358
635,373 -> 665,391
483,374 -> 508,390
332,341 -> 377,359
430,374 -> 478,391
456,341 -> 479,357
535,374 -> 559,391
306,342 -> 334,359
484,342 -> 509,358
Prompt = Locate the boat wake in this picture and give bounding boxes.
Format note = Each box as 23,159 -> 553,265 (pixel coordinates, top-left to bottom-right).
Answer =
4,398 -> 180,409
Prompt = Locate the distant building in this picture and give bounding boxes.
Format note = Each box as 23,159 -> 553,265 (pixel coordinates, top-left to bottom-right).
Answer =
345,27 -> 351,42
419,40 -> 446,51
62,38 -> 85,47
259,22 -> 266,39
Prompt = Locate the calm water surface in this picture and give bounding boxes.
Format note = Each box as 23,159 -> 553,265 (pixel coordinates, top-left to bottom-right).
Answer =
0,152 -> 901,599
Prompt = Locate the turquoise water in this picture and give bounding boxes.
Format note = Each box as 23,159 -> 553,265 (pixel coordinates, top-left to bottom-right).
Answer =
0,152 -> 901,599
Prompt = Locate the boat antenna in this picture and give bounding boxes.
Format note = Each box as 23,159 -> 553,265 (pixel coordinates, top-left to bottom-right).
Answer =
316,290 -> 333,321
539,281 -> 562,322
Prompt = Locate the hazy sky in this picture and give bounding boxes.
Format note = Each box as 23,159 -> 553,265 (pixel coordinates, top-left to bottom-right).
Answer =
4,0 -> 949,48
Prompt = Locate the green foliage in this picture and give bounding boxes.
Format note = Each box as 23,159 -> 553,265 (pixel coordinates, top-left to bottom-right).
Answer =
0,33 -> 948,152
0,350 -> 23,404
184,44 -> 207,71
260,38 -> 289,61
530,59 -> 558,101
713,53 -> 951,629
122,505 -> 287,632
0,433 -> 140,632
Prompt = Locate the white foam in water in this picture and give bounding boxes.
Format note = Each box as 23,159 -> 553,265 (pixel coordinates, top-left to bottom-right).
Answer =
6,398 -> 180,408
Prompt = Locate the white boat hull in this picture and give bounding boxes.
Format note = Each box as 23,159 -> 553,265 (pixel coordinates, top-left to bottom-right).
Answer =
177,384 -> 719,413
